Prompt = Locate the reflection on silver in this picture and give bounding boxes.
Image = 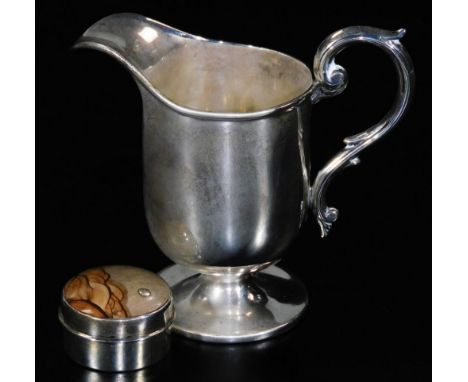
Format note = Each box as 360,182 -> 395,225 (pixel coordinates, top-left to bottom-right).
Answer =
159,264 -> 308,342
138,288 -> 152,297
310,27 -> 414,237
72,364 -> 155,382
74,14 -> 413,342
138,26 -> 158,43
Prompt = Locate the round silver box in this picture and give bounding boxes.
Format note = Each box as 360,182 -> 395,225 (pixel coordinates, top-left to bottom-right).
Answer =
59,265 -> 174,371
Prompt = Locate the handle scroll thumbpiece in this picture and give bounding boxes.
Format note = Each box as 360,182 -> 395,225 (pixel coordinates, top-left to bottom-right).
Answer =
308,26 -> 415,237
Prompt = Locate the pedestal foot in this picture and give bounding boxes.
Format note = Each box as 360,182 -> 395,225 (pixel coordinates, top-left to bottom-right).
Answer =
159,264 -> 308,343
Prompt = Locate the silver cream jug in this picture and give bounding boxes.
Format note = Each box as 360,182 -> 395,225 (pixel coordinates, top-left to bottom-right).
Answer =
75,13 -> 414,343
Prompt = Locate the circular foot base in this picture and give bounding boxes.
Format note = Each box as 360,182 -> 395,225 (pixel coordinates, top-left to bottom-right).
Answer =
159,264 -> 308,343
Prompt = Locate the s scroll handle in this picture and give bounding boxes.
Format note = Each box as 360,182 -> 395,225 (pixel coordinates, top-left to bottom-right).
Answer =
309,26 -> 415,237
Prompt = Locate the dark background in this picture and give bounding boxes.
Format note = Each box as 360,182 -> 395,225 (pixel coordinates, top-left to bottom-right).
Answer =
37,1 -> 431,381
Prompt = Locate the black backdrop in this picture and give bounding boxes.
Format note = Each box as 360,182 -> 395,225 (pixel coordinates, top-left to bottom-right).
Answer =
37,1 -> 431,380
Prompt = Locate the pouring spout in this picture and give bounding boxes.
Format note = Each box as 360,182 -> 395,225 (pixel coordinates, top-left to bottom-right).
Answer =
74,13 -> 313,119
73,13 -> 189,94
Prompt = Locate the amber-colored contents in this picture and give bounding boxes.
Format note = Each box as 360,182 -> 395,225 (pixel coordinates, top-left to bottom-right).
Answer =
64,267 -> 129,319
69,300 -> 107,318
107,280 -> 124,301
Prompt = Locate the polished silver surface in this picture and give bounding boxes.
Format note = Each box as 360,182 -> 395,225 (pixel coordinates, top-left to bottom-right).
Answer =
69,366 -> 157,382
74,14 -> 413,342
159,264 -> 308,342
75,12 -> 312,271
59,266 -> 174,371
74,13 -> 313,120
309,26 -> 415,237
60,293 -> 173,339
60,313 -> 171,372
